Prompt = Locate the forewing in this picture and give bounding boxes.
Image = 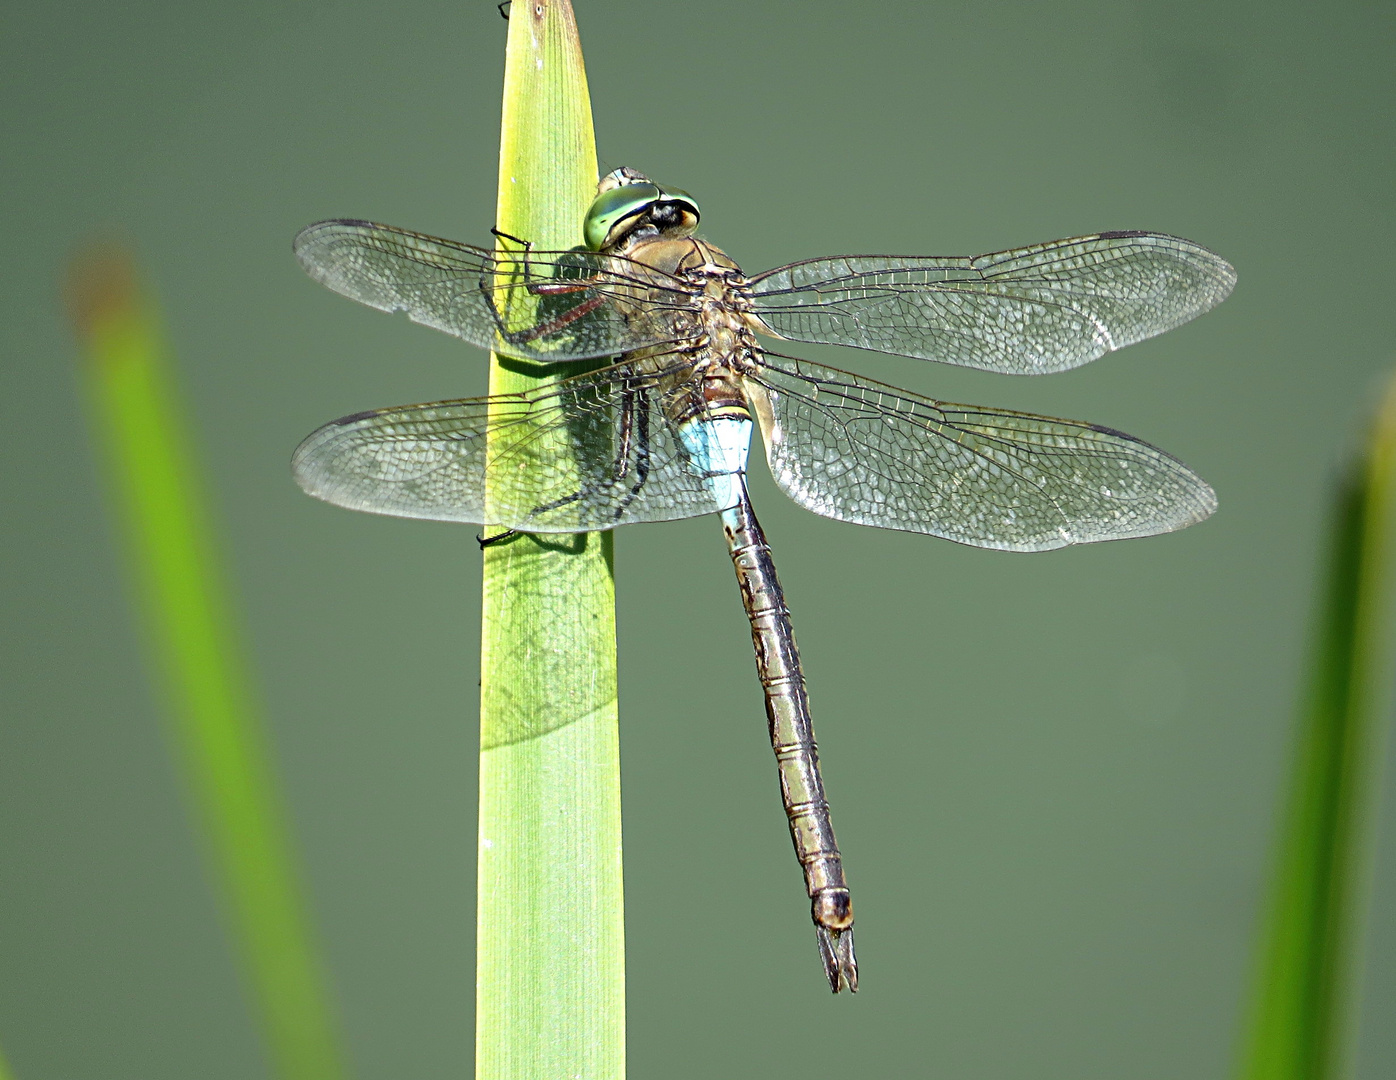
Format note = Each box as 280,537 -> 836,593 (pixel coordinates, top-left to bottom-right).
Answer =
293,360 -> 724,531
748,357 -> 1216,551
747,232 -> 1235,374
293,220 -> 695,362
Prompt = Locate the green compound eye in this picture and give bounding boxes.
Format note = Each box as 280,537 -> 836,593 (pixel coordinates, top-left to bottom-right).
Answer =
582,179 -> 702,250
583,182 -> 662,250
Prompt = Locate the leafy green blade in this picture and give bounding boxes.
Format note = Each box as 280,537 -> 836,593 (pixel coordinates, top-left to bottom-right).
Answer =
69,250 -> 349,1080
476,3 -> 623,1080
1238,371 -> 1396,1080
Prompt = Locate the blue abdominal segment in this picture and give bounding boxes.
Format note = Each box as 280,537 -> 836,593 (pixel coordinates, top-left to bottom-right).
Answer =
678,416 -> 752,511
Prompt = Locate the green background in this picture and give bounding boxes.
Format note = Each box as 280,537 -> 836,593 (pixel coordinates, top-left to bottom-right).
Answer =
2,1 -> 1394,1077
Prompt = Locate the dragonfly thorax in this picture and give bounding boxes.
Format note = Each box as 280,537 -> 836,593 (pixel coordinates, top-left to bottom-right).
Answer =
614,234 -> 765,373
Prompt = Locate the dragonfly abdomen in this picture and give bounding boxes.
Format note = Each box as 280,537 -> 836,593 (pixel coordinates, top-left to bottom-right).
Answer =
739,568 -> 848,898
720,485 -> 857,993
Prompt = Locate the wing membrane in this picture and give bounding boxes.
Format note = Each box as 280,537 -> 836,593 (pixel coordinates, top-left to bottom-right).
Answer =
292,359 -> 726,531
748,357 -> 1215,551
747,232 -> 1235,374
293,220 -> 698,362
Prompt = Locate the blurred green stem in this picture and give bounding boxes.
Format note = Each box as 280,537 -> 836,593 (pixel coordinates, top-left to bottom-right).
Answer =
475,3 -> 623,1080
1238,371 -> 1396,1080
70,251 -> 349,1080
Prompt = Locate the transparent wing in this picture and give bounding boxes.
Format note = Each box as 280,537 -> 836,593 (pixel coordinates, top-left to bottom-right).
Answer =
747,232 -> 1235,375
292,358 -> 727,531
747,357 -> 1216,551
293,220 -> 698,362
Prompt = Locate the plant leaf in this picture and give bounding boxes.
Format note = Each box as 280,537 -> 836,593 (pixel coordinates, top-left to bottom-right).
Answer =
475,3 -> 624,1080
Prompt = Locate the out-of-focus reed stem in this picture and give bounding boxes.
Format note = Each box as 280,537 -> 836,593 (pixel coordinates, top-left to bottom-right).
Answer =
69,248 -> 349,1080
1237,370 -> 1396,1080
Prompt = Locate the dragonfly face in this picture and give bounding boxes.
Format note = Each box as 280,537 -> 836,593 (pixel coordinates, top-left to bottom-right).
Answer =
291,169 -> 1235,992
583,166 -> 701,251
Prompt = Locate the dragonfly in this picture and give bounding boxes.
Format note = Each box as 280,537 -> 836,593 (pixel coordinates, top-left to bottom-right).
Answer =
292,167 -> 1234,993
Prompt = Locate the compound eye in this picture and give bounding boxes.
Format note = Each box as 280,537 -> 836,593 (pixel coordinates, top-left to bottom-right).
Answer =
583,182 -> 661,250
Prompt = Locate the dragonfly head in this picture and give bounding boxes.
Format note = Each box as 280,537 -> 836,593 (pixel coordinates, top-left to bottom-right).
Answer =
585,167 -> 700,251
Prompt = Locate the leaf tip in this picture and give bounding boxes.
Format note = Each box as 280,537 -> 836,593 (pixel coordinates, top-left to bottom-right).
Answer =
65,239 -> 140,340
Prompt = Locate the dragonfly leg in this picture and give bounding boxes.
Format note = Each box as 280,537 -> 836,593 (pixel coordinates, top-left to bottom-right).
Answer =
489,226 -> 532,250
475,269 -> 609,351
477,529 -> 519,548
488,226 -> 568,298
488,228 -> 591,298
518,384 -> 652,526
720,482 -> 858,993
609,385 -> 652,521
517,294 -> 608,344
481,228 -> 623,348
489,227 -> 592,299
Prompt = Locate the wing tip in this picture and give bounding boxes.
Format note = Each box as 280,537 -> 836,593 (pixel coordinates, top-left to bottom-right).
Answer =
292,219 -> 392,285
292,216 -> 372,249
